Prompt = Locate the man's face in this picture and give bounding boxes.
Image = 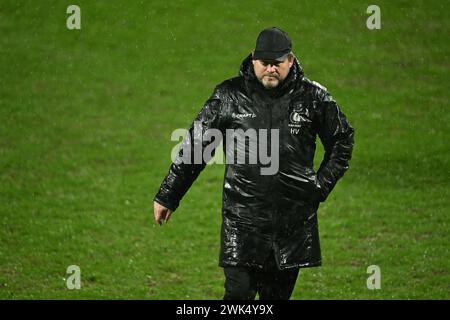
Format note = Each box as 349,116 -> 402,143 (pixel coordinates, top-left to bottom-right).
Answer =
252,54 -> 294,89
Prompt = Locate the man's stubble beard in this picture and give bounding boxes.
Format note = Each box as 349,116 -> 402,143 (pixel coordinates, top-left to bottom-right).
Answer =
259,74 -> 281,89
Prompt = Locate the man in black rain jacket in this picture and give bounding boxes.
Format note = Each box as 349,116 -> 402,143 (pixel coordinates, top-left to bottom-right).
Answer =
153,27 -> 354,300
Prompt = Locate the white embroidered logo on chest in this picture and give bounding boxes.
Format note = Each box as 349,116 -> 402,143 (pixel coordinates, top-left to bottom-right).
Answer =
288,110 -> 311,134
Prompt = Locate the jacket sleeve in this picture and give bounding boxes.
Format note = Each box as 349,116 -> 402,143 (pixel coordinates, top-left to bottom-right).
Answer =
153,89 -> 223,212
315,92 -> 354,202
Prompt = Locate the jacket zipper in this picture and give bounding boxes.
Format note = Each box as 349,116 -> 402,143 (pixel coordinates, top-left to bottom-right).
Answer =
267,99 -> 277,255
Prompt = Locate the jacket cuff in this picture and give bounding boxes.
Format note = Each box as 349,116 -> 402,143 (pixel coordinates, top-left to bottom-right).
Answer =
153,197 -> 177,212
315,174 -> 330,202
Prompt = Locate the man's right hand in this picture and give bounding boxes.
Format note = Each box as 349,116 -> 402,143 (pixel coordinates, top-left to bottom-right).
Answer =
153,201 -> 173,225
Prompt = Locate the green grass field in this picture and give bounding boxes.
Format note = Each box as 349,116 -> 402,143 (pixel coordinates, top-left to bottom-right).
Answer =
0,0 -> 448,299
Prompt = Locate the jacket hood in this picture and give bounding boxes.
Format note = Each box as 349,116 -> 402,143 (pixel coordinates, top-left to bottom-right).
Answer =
239,53 -> 304,97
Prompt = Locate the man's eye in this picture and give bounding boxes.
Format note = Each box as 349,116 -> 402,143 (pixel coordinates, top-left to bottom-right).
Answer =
261,61 -> 279,67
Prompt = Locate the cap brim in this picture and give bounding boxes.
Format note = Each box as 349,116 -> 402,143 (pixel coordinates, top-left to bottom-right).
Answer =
253,50 -> 290,62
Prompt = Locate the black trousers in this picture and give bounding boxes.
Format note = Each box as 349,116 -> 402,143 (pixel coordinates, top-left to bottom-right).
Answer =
223,254 -> 300,300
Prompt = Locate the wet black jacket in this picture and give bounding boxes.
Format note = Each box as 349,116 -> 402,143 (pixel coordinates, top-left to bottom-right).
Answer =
154,54 -> 354,270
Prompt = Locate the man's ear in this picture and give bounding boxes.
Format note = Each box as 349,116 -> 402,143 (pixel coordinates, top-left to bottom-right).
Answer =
288,53 -> 295,68
288,55 -> 294,68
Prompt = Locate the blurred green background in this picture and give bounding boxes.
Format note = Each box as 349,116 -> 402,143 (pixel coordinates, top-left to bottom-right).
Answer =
0,0 -> 448,299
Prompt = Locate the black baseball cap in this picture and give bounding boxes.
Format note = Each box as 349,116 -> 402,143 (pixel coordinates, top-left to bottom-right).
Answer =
253,27 -> 292,62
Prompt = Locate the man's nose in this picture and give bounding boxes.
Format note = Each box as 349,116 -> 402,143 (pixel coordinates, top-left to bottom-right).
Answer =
266,64 -> 277,73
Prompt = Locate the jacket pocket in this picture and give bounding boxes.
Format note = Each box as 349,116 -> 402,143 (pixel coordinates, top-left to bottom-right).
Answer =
278,172 -> 322,203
